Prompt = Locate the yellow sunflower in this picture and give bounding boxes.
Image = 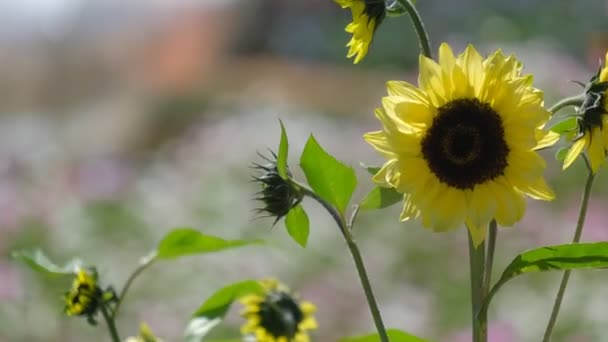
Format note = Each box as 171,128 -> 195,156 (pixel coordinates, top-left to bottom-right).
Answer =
240,279 -> 317,342
64,268 -> 101,317
563,51 -> 608,174
364,43 -> 559,246
334,0 -> 386,64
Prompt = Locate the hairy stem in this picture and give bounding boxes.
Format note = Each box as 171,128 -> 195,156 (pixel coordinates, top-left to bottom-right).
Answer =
298,184 -> 388,342
469,231 -> 486,342
542,161 -> 595,342
395,0 -> 432,59
100,303 -> 121,342
112,253 -> 156,319
548,94 -> 585,115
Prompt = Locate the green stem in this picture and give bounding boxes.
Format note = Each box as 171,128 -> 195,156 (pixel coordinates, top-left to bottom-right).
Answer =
395,0 -> 432,59
112,253 -> 156,319
298,185 -> 388,342
345,238 -> 389,342
542,162 -> 595,342
482,221 -> 498,296
100,303 -> 121,342
548,94 -> 585,115
468,231 -> 486,342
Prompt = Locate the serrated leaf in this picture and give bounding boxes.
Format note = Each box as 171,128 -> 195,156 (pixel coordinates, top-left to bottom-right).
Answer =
157,228 -> 261,260
550,116 -> 578,134
360,186 -> 402,211
277,120 -> 289,179
184,280 -> 264,342
479,242 -> 608,318
11,249 -> 82,276
300,135 -> 357,214
285,205 -> 310,247
340,329 -> 430,342
555,146 -> 569,161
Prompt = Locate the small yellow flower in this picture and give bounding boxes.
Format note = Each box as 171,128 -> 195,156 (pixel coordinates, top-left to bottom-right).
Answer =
64,268 -> 102,317
335,0 -> 386,64
364,43 -> 558,246
240,279 -> 317,342
562,51 -> 608,174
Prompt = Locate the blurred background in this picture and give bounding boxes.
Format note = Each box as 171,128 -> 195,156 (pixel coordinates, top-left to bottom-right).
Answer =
0,1 -> 607,341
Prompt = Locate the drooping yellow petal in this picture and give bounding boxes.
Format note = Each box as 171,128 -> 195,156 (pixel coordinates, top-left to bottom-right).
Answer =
563,137 -> 587,170
534,129 -> 560,150
588,127 -> 606,173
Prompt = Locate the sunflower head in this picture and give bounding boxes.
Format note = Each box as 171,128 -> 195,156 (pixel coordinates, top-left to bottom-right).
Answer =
364,43 -> 558,246
240,279 -> 317,342
252,152 -> 303,224
562,51 -> 608,173
64,268 -> 102,319
335,0 -> 386,64
63,268 -> 117,325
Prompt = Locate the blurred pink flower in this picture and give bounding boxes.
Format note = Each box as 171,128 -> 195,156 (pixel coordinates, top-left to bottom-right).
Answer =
447,321 -> 517,342
566,197 -> 608,242
0,262 -> 22,300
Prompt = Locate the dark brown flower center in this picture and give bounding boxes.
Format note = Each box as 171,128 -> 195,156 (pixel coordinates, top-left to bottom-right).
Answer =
259,291 -> 304,339
421,98 -> 509,189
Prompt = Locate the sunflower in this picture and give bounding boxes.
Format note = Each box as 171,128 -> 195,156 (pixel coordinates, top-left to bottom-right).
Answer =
335,0 -> 386,64
240,279 -> 317,342
64,268 -> 102,317
563,51 -> 608,174
364,43 -> 559,246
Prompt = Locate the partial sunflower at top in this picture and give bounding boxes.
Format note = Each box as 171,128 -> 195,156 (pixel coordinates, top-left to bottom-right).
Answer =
335,0 -> 386,64
364,43 -> 559,246
562,51 -> 608,174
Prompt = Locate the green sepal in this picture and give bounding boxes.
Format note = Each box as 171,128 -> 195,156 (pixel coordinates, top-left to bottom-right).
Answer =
550,116 -> 578,134
277,120 -> 289,179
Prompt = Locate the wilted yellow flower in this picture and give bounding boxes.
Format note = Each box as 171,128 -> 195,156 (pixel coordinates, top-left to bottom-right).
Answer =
364,43 -> 558,246
335,0 -> 386,64
563,51 -> 608,174
240,279 -> 317,342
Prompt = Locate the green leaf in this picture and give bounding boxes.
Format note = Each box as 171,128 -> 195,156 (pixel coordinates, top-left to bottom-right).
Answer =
360,186 -> 403,211
479,242 -> 608,318
550,116 -> 578,134
555,146 -> 569,161
300,134 -> 357,214
277,120 -> 289,179
184,280 -> 264,342
157,228 -> 261,260
11,249 -> 82,276
285,205 -> 310,247
340,329 -> 430,342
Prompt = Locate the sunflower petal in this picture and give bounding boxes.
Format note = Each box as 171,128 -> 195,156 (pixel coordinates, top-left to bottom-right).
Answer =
563,137 -> 587,170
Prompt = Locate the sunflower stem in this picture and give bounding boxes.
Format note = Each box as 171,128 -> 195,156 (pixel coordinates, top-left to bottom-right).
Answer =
542,161 -> 595,342
100,303 -> 121,342
395,0 -> 432,59
468,231 -> 486,342
548,94 -> 585,115
112,253 -> 156,319
297,184 -> 388,342
482,221 -> 498,296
